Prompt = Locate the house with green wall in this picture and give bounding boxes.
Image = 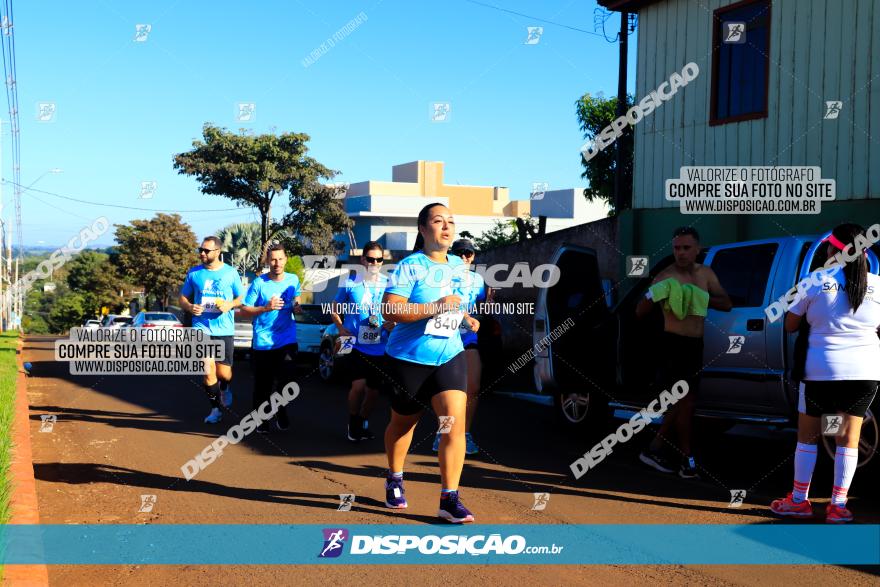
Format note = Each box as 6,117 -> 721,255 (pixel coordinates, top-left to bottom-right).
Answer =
599,0 -> 880,267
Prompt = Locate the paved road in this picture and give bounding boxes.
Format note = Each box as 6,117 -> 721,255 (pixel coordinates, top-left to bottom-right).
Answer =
22,335 -> 880,586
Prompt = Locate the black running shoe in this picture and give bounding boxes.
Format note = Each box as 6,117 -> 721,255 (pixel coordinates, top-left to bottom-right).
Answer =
679,456 -> 699,479
639,449 -> 675,474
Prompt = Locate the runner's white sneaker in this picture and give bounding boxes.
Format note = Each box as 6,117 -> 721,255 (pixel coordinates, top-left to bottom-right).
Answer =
204,407 -> 222,424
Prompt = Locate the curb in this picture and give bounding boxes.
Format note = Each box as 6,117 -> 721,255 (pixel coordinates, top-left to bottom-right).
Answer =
3,338 -> 50,586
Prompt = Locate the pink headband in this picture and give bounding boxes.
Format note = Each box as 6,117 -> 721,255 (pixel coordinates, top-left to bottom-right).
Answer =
824,234 -> 867,256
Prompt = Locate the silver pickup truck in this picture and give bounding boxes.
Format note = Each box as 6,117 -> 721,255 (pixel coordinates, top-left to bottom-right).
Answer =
533,232 -> 880,468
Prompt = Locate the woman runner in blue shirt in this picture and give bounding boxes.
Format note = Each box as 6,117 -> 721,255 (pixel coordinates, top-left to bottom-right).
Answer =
381,202 -> 477,523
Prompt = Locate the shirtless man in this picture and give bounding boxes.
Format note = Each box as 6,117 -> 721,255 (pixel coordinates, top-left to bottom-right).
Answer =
635,226 -> 732,478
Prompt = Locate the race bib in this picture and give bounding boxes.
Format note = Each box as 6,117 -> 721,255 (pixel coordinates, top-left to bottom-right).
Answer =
201,295 -> 221,313
459,318 -> 471,333
357,324 -> 381,344
425,312 -> 463,338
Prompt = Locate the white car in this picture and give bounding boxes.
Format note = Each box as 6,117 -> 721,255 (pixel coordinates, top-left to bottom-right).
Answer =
83,319 -> 102,329
131,311 -> 183,328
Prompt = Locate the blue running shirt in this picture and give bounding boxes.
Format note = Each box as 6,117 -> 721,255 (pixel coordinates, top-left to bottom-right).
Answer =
385,251 -> 468,366
333,274 -> 390,356
243,272 -> 302,350
180,264 -> 245,336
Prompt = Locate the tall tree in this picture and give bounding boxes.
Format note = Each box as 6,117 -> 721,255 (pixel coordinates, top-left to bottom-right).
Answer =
576,92 -> 634,214
173,124 -> 351,252
280,180 -> 352,255
114,214 -> 198,309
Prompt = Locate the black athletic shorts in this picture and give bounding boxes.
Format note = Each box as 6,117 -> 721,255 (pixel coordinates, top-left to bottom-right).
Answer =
349,349 -> 387,390
385,351 -> 467,416
657,331 -> 703,395
799,380 -> 878,418
209,335 -> 235,367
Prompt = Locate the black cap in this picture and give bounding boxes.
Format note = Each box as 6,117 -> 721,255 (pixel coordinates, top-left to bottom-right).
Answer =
451,238 -> 475,254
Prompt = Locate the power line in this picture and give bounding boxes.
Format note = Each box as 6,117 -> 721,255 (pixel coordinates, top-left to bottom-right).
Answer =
462,0 -> 609,38
5,179 -> 248,213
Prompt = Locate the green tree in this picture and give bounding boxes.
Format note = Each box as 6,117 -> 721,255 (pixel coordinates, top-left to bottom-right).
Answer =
285,255 -> 305,286
22,313 -> 49,334
114,213 -> 198,309
473,219 -> 518,251
174,124 -> 351,252
66,251 -> 129,314
66,251 -> 107,291
473,216 -> 540,251
576,92 -> 634,214
47,292 -> 87,333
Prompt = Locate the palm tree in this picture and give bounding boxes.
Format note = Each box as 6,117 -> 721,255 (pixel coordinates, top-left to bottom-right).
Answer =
217,223 -> 262,275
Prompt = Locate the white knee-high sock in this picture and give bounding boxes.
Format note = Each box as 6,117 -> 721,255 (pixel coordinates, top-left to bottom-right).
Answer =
792,442 -> 817,503
831,446 -> 859,506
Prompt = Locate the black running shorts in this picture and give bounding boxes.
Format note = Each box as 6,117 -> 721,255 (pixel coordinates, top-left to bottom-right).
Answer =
799,380 -> 878,418
349,349 -> 387,391
385,351 -> 467,416
657,331 -> 704,395
209,335 -> 235,367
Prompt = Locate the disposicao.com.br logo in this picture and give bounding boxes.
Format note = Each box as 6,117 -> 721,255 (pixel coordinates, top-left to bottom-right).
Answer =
318,529 -> 563,557
319,528 -> 349,558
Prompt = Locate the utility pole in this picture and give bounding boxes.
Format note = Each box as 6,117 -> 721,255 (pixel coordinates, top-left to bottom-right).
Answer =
614,11 -> 630,213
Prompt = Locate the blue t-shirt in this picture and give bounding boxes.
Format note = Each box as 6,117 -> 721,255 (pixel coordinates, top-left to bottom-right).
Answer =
180,264 -> 245,336
243,272 -> 302,350
333,274 -> 389,356
384,251 -> 468,366
456,270 -> 486,347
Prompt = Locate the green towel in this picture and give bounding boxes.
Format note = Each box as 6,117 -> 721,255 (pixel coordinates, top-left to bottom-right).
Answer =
649,278 -> 710,320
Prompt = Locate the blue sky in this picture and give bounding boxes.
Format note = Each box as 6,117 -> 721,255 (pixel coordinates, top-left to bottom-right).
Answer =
10,0 -> 636,246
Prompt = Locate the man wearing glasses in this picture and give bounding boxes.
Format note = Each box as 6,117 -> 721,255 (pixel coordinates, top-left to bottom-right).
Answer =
330,241 -> 394,442
179,236 -> 245,424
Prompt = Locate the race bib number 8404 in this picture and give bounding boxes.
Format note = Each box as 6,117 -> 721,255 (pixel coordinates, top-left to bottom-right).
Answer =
424,312 -> 463,338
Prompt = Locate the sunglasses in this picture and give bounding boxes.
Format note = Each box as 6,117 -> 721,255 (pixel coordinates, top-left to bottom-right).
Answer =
453,249 -> 475,258
197,248 -> 218,254
363,257 -> 383,264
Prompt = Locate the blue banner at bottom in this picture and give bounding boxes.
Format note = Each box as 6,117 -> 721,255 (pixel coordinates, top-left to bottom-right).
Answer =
1,524 -> 878,565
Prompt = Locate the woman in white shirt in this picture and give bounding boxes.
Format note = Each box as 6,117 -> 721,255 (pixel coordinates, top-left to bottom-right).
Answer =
770,223 -> 880,523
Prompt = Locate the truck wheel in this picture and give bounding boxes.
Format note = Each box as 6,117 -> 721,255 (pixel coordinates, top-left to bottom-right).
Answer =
821,407 -> 879,469
555,388 -> 608,438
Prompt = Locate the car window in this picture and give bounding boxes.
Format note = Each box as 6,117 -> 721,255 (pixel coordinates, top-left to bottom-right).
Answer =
708,243 -> 778,308
115,317 -> 133,324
